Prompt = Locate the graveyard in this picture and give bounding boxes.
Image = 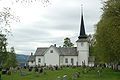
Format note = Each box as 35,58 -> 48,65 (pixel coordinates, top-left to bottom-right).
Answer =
1,67 -> 120,80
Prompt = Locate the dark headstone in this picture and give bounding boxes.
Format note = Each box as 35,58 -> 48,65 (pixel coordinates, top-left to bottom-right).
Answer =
39,68 -> 43,73
28,68 -> 32,72
6,67 -> 10,71
0,74 -> 1,80
0,67 -> 2,71
75,72 -> 80,78
35,68 -> 39,72
24,66 -> 27,69
7,71 -> 11,75
2,71 -> 7,75
55,66 -> 58,70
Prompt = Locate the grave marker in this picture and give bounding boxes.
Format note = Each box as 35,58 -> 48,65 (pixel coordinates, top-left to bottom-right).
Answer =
0,74 -> 1,80
118,65 -> 120,70
63,75 -> 67,80
97,70 -> 101,77
20,71 -> 27,76
56,76 -> 61,80
34,72 -> 39,77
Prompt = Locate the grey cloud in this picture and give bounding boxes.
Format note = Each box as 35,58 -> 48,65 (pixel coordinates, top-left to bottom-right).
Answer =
7,0 -> 103,55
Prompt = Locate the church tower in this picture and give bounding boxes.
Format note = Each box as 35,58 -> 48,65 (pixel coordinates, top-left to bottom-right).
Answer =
76,5 -> 89,66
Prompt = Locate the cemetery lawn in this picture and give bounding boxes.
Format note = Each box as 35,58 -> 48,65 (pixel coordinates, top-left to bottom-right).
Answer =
1,67 -> 120,80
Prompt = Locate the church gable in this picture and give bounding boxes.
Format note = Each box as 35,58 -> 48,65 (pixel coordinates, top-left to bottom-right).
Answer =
44,45 -> 60,65
44,45 -> 61,55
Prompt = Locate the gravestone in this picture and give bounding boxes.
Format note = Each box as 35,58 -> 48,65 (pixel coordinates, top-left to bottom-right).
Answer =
97,70 -> 101,77
34,72 -> 39,77
12,70 -> 17,73
56,76 -> 61,80
35,68 -> 39,72
42,71 -> 46,75
76,72 -> 80,78
7,71 -> 11,75
2,71 -> 7,75
0,74 -> 1,80
63,75 -> 67,80
39,68 -> 43,73
28,68 -> 32,72
0,67 -> 2,71
118,65 -> 120,71
72,74 -> 77,80
20,71 -> 27,76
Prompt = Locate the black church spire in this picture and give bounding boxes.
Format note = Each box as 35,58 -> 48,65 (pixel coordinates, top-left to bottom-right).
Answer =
78,5 -> 87,39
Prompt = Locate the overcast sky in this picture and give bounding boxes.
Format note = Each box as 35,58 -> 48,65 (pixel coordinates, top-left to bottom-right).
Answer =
0,0 -> 103,55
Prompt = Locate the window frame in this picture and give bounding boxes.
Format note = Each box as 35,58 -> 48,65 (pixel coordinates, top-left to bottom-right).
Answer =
50,50 -> 53,53
65,58 -> 68,63
38,58 -> 41,63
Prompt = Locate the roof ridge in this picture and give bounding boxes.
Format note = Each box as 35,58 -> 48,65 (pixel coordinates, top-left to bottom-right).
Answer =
37,47 -> 48,48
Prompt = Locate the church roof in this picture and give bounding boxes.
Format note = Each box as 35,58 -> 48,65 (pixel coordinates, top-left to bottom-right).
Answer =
27,55 -> 35,62
58,47 -> 78,56
34,47 -> 48,56
34,47 -> 78,56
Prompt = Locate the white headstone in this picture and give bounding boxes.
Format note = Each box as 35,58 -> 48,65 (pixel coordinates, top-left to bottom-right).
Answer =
118,65 -> 120,70
56,76 -> 61,80
63,75 -> 67,80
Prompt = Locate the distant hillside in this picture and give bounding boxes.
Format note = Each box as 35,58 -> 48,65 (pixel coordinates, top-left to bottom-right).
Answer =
16,54 -> 29,64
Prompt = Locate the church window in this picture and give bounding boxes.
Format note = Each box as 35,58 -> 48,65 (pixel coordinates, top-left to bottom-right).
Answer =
65,58 -> 68,63
50,50 -> 53,53
38,58 -> 41,63
71,58 -> 74,63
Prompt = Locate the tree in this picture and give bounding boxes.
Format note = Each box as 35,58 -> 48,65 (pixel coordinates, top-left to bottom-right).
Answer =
3,47 -> 18,67
63,37 -> 74,47
0,34 -> 8,66
88,34 -> 96,56
95,0 -> 120,64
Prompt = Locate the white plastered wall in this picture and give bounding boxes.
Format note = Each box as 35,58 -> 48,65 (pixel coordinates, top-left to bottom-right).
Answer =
77,42 -> 89,66
44,46 -> 59,66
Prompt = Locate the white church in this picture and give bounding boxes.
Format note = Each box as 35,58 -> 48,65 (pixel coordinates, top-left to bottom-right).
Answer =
27,8 -> 95,67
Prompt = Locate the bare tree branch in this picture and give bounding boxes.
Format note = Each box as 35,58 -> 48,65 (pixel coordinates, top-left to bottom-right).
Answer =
0,7 -> 20,34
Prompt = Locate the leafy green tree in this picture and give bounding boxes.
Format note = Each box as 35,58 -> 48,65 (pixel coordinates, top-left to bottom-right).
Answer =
95,0 -> 120,64
3,47 -> 18,67
0,34 -> 8,66
63,37 -> 74,47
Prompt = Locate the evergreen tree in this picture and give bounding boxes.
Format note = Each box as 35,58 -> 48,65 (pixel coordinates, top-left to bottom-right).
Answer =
63,37 -> 74,47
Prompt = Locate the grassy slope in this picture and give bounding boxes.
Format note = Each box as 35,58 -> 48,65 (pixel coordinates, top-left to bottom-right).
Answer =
1,67 -> 120,80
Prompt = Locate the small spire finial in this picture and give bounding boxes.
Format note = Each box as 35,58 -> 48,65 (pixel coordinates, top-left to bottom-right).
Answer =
81,4 -> 83,14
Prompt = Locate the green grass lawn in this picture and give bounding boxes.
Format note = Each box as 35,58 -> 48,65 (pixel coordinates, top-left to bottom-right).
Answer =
1,67 -> 120,80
